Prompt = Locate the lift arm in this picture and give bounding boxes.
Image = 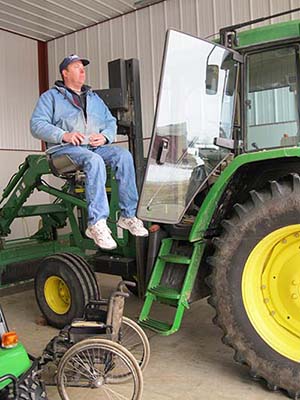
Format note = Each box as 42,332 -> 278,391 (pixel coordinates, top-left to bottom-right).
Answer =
0,155 -> 50,236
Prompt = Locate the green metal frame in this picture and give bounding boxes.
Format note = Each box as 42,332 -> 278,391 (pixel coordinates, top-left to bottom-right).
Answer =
0,344 -> 31,390
139,238 -> 205,335
237,19 -> 300,48
0,153 -> 137,288
190,147 -> 300,241
139,148 -> 300,334
0,155 -> 87,280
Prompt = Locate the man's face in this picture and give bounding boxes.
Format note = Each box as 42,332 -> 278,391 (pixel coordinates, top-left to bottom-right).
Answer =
62,60 -> 86,87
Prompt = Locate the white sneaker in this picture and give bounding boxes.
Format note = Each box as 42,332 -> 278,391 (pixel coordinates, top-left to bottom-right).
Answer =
86,219 -> 117,250
117,216 -> 149,237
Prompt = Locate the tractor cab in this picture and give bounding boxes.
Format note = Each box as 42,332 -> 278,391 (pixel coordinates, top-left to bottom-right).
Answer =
221,11 -> 300,154
243,42 -> 300,151
138,15 -> 300,226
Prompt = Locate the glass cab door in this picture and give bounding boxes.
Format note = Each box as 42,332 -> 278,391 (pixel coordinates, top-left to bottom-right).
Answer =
138,30 -> 240,223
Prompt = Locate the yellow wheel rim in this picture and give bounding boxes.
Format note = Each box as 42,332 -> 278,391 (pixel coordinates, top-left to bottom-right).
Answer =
44,276 -> 71,315
242,224 -> 300,361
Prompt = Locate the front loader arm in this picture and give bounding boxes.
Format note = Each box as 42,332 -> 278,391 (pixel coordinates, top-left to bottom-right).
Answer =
0,155 -> 50,236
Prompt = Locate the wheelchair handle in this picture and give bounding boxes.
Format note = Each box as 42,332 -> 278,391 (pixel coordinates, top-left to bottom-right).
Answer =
117,280 -> 136,291
111,290 -> 130,299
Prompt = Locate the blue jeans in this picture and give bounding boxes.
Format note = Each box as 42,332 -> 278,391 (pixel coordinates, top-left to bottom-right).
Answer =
53,145 -> 139,225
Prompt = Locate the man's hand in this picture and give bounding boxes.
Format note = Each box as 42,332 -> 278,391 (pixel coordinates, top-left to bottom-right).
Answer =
89,133 -> 107,147
62,132 -> 85,145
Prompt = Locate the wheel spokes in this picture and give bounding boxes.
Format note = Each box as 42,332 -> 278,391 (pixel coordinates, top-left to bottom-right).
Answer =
60,343 -> 138,399
103,385 -> 135,400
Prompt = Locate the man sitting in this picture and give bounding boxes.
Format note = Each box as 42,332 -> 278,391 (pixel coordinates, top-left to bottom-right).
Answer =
30,54 -> 148,250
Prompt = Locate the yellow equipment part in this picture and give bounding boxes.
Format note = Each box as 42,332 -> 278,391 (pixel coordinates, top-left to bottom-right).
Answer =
242,224 -> 300,362
44,276 -> 71,315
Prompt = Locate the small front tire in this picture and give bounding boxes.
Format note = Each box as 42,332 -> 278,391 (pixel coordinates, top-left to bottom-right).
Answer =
35,254 -> 91,328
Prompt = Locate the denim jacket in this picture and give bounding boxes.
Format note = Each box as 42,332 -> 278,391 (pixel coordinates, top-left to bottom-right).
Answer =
30,84 -> 117,153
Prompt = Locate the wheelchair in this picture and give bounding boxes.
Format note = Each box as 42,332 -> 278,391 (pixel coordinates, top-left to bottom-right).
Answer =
41,281 -> 150,400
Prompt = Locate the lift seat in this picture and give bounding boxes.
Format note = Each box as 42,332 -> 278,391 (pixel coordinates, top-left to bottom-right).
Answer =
48,154 -> 80,178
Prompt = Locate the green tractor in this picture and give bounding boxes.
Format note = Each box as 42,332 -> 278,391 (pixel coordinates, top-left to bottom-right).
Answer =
1,7 -> 300,398
0,306 -> 47,399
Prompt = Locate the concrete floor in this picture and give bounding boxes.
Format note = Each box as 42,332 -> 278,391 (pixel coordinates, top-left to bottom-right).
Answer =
1,274 -> 286,400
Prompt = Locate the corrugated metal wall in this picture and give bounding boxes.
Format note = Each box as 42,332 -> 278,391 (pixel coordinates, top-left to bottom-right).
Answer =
47,0 -> 300,140
0,30 -> 40,150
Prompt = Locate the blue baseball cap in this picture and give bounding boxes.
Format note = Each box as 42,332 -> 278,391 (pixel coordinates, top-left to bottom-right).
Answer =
59,54 -> 90,74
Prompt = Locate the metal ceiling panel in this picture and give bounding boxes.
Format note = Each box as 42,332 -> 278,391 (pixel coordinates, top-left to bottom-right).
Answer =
0,0 -> 142,41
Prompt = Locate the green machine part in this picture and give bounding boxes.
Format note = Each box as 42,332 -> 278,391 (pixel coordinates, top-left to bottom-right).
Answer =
139,147 -> 300,334
0,155 -> 81,286
139,11 -> 300,398
139,11 -> 300,334
0,343 -> 31,390
0,154 -> 97,288
189,147 -> 300,241
0,152 -> 135,289
236,19 -> 300,48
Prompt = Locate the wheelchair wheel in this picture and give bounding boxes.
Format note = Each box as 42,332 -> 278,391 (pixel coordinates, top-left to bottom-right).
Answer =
57,338 -> 143,400
120,317 -> 150,376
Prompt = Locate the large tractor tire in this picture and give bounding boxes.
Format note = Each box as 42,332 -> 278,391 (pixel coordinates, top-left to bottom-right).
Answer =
35,253 -> 100,329
208,174 -> 300,398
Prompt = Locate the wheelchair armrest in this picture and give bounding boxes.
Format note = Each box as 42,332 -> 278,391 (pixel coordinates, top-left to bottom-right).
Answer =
117,280 -> 136,292
86,299 -> 108,307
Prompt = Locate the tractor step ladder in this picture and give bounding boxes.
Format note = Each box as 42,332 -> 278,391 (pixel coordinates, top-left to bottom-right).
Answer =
138,237 -> 204,336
